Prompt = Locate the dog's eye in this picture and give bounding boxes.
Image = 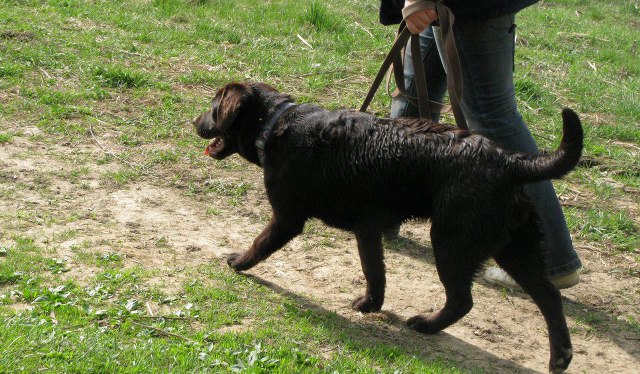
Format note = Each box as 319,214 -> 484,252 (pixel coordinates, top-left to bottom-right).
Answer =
211,107 -> 220,123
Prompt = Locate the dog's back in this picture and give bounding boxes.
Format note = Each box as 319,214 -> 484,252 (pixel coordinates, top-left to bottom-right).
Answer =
265,105 -> 582,231
266,107 -> 453,228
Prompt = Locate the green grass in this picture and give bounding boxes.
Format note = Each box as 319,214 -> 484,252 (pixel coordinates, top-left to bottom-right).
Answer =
567,207 -> 640,252
304,1 -> 346,32
0,0 -> 639,372
0,133 -> 12,143
92,66 -> 153,89
189,179 -> 253,206
0,236 -> 462,373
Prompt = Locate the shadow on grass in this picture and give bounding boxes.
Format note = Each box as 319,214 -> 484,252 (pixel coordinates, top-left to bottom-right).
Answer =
243,273 -> 538,374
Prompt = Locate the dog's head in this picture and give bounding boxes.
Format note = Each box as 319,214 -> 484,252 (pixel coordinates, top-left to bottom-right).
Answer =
193,82 -> 287,162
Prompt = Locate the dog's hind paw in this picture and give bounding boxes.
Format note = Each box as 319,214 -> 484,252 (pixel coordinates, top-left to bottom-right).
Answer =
352,295 -> 382,313
407,315 -> 442,335
549,347 -> 572,373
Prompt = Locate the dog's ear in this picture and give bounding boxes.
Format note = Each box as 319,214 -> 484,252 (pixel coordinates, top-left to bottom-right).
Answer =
214,82 -> 253,130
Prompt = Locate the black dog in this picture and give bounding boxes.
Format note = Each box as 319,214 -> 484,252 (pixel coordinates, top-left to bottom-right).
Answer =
194,82 -> 582,372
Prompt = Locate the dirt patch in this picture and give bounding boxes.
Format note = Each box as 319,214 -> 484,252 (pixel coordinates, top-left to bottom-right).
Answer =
0,128 -> 638,373
0,30 -> 35,41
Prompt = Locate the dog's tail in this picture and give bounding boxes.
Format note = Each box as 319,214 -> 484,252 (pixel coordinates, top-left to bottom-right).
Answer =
507,108 -> 583,184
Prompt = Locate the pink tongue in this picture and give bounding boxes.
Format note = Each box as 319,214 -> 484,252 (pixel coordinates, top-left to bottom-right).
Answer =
204,138 -> 223,156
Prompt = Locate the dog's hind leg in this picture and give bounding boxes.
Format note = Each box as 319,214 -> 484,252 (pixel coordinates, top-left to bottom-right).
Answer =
406,264 -> 475,334
227,213 -> 305,272
494,231 -> 572,373
407,225 -> 481,334
352,229 -> 385,313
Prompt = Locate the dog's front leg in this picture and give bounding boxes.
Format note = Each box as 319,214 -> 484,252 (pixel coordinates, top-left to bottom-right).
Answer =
227,214 -> 304,271
352,230 -> 385,313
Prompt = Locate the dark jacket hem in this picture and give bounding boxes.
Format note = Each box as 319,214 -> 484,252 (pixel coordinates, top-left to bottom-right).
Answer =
380,0 -> 539,25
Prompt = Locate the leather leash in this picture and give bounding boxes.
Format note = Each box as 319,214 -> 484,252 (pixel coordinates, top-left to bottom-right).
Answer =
360,3 -> 467,130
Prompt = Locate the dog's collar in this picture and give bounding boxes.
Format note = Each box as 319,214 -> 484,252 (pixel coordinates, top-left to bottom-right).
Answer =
255,102 -> 296,165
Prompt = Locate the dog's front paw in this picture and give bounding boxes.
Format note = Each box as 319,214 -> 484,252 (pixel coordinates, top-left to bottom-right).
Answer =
407,315 -> 441,335
226,252 -> 254,271
352,295 -> 382,313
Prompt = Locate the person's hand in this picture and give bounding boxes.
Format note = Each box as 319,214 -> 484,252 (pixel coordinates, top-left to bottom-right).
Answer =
405,8 -> 438,34
403,0 -> 438,34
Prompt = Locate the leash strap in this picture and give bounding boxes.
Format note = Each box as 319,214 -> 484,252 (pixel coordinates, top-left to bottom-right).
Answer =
360,4 -> 467,130
436,3 -> 466,129
359,26 -> 411,115
410,30 -> 430,119
386,26 -> 451,116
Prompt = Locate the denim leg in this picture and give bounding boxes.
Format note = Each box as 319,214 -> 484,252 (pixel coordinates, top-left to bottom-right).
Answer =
390,26 -> 447,121
451,15 -> 581,276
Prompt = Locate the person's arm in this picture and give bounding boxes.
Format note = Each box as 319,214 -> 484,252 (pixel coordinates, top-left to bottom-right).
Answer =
402,0 -> 438,34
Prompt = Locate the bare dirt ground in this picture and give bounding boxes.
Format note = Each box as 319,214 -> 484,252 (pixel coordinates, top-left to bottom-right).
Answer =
1,124 -> 639,373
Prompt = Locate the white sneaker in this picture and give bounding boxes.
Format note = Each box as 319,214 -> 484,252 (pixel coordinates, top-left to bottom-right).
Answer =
483,267 -> 580,290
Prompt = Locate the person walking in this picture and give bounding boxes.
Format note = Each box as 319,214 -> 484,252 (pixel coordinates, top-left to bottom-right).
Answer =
379,0 -> 582,289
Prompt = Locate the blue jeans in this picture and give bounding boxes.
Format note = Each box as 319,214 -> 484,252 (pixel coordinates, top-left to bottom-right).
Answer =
390,14 -> 582,277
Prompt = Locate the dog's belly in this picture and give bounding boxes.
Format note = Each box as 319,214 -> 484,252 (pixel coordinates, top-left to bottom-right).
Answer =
312,211 -> 399,232
266,158 -> 434,231
305,198 -> 429,232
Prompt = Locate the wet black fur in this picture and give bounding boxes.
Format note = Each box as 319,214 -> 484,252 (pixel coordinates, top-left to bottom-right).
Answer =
194,82 -> 583,372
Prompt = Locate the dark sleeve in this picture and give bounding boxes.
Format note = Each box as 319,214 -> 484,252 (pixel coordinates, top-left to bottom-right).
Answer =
443,0 -> 539,21
378,0 -> 540,25
379,0 -> 404,25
